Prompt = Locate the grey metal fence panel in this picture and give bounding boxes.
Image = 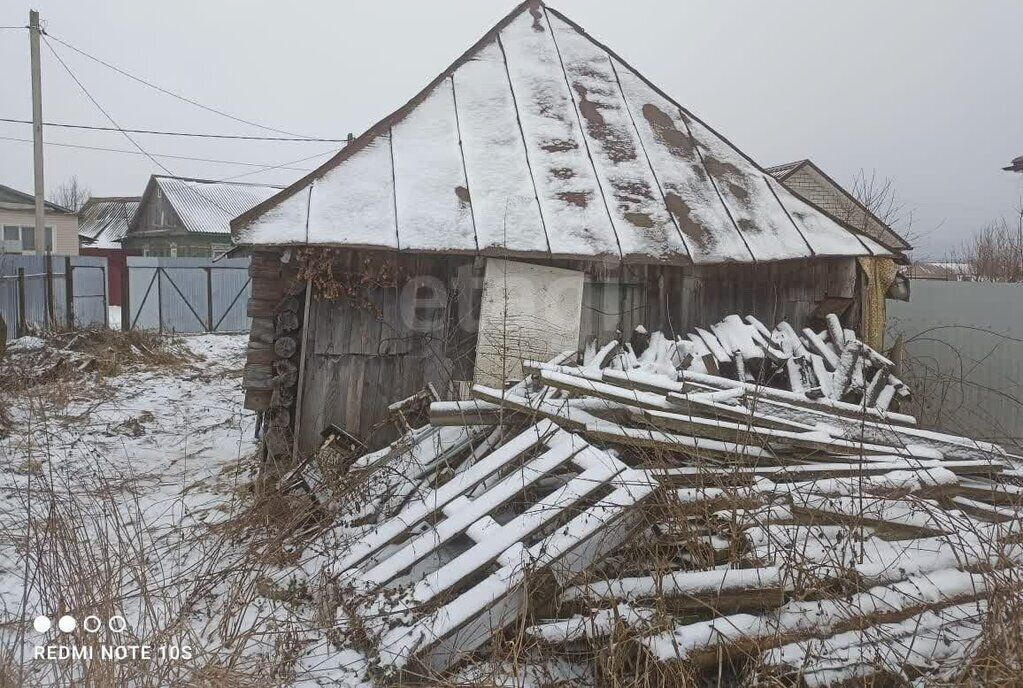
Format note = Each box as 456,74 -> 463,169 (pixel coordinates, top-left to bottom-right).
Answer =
0,255 -> 107,341
127,260 -> 161,331
211,265 -> 251,332
888,281 -> 1023,449
125,257 -> 251,334
71,256 -> 109,328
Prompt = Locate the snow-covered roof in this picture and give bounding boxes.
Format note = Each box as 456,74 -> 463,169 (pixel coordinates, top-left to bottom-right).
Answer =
233,0 -> 887,264
150,176 -> 281,236
78,196 -> 140,248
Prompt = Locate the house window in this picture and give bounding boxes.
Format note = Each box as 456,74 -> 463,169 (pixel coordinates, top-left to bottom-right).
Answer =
169,242 -> 178,258
0,225 -> 51,254
211,243 -> 232,259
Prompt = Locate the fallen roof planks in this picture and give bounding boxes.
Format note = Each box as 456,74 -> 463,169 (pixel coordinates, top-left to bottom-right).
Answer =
315,314 -> 1019,686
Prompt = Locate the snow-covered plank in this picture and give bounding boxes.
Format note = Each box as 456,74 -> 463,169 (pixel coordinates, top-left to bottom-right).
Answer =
584,420 -> 776,462
527,604 -> 656,644
641,571 -> 990,667
377,465 -> 656,672
547,13 -> 689,264
613,59 -> 751,263
334,421 -> 558,576
682,112 -> 812,262
391,79 -> 476,252
564,566 -> 785,604
453,42 -> 547,255
358,433 -> 585,588
655,459 -> 1003,484
762,601 -> 987,684
498,12 -> 620,259
767,176 -> 872,257
306,136 -> 397,247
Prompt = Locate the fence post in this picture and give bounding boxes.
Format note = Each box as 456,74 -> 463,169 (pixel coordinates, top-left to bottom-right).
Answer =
205,266 -> 214,332
101,264 -> 109,330
45,253 -> 55,328
64,256 -> 74,329
16,268 -> 26,338
121,259 -> 130,331
156,267 -> 163,334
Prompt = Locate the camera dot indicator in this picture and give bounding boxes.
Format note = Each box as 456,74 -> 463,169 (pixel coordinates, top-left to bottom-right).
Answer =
33,616 -> 51,633
58,615 -> 76,633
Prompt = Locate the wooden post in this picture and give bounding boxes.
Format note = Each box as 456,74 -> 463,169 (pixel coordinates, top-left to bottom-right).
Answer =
291,280 -> 314,463
29,10 -> 45,257
16,268 -> 27,338
64,256 -> 74,329
205,266 -> 214,332
121,259 -> 130,331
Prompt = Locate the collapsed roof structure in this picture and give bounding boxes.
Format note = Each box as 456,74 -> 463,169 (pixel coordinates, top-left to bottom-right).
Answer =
285,313 -> 1020,685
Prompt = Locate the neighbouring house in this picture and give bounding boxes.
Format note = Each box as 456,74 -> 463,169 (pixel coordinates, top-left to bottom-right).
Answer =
230,0 -> 906,458
766,159 -> 911,255
78,196 -> 141,306
907,261 -> 974,281
766,159 -> 912,345
0,183 -> 79,255
122,175 -> 281,258
1004,155 -> 1023,173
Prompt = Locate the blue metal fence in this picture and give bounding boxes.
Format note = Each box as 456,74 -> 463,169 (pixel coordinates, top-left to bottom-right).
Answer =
0,254 -> 109,342
888,280 -> 1023,449
125,257 -> 251,333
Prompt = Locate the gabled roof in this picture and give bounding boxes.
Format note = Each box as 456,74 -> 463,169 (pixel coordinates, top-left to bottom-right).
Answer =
233,0 -> 887,264
767,159 -> 912,253
1005,155 -> 1023,173
139,176 -> 282,235
0,183 -> 73,214
78,196 -> 141,247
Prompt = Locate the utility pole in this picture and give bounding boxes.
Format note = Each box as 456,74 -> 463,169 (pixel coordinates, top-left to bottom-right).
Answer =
30,9 -> 45,256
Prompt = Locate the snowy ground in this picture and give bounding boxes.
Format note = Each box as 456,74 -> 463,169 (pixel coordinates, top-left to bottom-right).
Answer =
0,334 -> 264,684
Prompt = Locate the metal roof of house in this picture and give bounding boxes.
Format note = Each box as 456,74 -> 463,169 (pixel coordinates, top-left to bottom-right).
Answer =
766,159 -> 912,253
78,196 -> 140,247
0,183 -> 73,214
233,1 -> 888,264
150,176 -> 281,235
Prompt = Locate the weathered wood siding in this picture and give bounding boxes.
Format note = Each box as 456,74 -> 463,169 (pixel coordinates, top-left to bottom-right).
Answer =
287,249 -> 859,455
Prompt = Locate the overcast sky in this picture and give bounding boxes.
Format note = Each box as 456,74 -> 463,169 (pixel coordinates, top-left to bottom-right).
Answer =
2,1 -> 1021,257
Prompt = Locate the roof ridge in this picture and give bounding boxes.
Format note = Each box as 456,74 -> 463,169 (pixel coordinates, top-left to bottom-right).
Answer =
154,174 -> 284,189
232,0 -> 542,233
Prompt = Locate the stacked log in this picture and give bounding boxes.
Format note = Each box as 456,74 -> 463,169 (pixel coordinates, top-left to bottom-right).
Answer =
244,250 -> 305,465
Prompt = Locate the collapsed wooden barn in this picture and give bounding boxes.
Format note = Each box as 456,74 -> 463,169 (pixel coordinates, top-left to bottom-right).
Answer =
231,0 -> 907,461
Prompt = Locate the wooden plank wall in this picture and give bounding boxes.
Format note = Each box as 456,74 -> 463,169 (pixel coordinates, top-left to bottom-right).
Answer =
296,251 -> 480,454
290,251 -> 859,455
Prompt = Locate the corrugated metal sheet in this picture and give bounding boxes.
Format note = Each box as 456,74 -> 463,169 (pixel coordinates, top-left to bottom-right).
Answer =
154,177 -> 280,235
78,197 -> 141,247
0,255 -> 108,341
234,1 -> 885,266
889,281 -> 1023,449
125,257 -> 251,333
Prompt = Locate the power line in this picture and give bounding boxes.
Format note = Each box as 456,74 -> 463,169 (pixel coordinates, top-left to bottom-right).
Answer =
0,134 -> 329,171
42,36 -> 246,217
40,37 -> 339,195
219,149 -> 338,182
0,117 -> 345,142
44,31 -> 329,141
